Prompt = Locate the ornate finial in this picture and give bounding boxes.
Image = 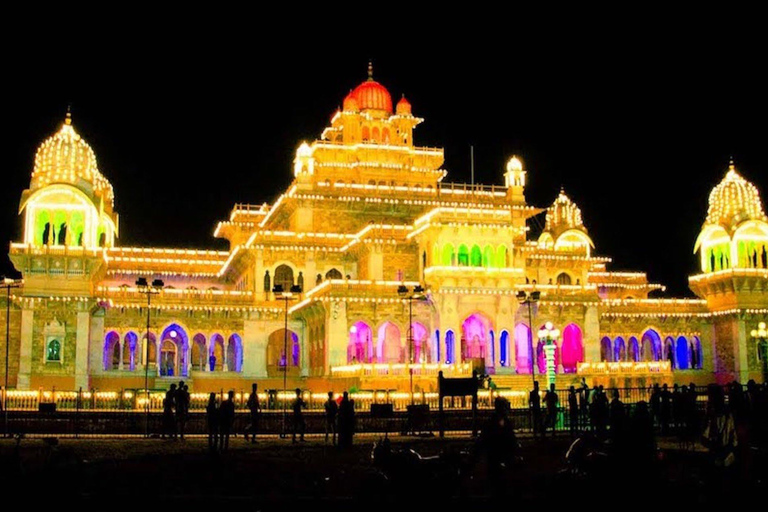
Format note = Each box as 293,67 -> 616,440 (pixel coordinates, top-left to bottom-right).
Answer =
729,155 -> 735,171
65,104 -> 72,125
367,60 -> 373,80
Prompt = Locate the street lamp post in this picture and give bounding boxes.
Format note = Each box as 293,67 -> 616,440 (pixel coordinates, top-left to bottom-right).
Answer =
750,322 -> 768,383
136,277 -> 164,438
273,283 -> 301,438
398,284 -> 425,406
516,290 -> 540,389
538,321 -> 560,390
2,277 -> 22,438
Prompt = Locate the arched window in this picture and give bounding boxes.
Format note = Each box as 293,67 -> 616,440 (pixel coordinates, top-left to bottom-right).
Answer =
378,322 -> 402,363
676,336 -> 690,370
274,264 -> 294,292
600,337 -> 613,362
445,330 -> 455,364
496,245 -> 508,268
267,329 -> 299,377
483,245 -> 495,268
470,245 -> 482,267
192,333 -> 207,371
325,268 -> 343,280
227,334 -> 243,372
561,324 -> 583,373
641,329 -> 662,361
46,339 -> 61,362
348,322 -> 372,363
556,272 -> 572,285
514,324 -> 532,374
499,330 -> 510,367
628,337 -> 640,362
692,336 -> 703,369
362,126 -> 370,141
441,244 -> 455,266
458,245 -> 469,266
210,334 -> 225,371
664,337 -> 676,368
613,337 -> 626,362
103,331 -> 120,371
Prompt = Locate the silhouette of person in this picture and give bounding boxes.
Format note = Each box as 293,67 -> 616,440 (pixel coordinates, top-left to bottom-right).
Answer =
529,381 -> 543,439
42,222 -> 50,245
175,383 -> 189,440
218,390 -> 236,451
477,396 -> 519,488
206,392 -> 218,452
660,384 -> 672,435
297,271 -> 304,291
292,388 -> 306,443
324,391 -> 338,445
337,391 -> 355,449
544,383 -> 559,436
245,383 -> 260,443
568,386 -> 579,436
162,384 -> 177,439
316,273 -> 322,286
263,270 -> 271,292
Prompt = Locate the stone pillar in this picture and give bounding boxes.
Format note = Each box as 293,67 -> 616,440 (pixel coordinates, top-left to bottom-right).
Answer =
368,246 -> 383,281
327,300 -> 348,369
17,309 -> 34,389
75,311 -> 90,390
583,306 -> 600,364
736,320 -> 750,383
296,320 -> 309,377
89,314 -> 105,374
243,318 -> 267,378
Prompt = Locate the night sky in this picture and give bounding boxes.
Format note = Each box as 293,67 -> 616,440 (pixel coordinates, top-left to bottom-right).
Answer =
3,16 -> 767,297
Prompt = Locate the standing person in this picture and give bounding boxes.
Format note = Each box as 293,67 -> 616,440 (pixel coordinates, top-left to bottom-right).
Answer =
702,385 -> 737,476
175,384 -> 190,440
291,388 -> 306,443
579,378 -> 590,428
218,390 -> 236,452
650,384 -> 661,430
568,386 -> 579,436
324,391 -> 338,445
206,392 -> 219,453
162,384 -> 177,439
660,384 -> 672,436
245,383 -> 260,444
337,391 -> 355,449
544,383 -> 559,437
529,381 -> 542,439
609,389 -> 626,442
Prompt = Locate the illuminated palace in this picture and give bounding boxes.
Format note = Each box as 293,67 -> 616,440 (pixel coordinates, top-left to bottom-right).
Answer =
3,68 -> 768,395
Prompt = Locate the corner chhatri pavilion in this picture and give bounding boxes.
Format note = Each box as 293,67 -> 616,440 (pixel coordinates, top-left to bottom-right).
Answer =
3,68 -> 768,395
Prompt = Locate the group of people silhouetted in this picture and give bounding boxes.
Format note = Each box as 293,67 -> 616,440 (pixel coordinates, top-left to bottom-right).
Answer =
161,380 -> 190,440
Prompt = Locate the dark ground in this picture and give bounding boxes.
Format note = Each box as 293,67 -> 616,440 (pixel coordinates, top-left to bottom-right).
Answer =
0,433 -> 762,510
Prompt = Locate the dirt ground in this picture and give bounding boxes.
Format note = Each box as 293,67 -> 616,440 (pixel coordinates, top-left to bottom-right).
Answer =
0,433 -> 763,510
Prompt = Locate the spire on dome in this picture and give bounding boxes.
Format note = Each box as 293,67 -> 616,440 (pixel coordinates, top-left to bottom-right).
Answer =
65,104 -> 72,125
367,60 -> 373,80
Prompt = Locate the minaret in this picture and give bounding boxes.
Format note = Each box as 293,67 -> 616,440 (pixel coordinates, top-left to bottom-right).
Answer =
505,155 -> 526,203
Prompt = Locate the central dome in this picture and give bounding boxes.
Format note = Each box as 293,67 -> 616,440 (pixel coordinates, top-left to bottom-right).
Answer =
349,63 -> 392,114
31,113 -> 114,208
705,162 -> 765,231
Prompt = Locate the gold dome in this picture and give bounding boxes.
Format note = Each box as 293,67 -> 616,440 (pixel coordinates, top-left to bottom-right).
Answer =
31,113 -> 114,209
545,189 -> 585,235
705,162 -> 765,231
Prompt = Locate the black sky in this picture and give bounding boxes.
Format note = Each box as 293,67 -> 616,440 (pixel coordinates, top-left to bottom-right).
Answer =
3,13 -> 767,297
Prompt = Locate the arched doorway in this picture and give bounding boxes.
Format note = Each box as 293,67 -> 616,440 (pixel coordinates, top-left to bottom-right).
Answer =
664,337 -> 676,368
267,329 -> 299,377
210,334 -> 225,371
192,333 -> 206,371
628,337 -> 640,362
641,330 -> 662,361
461,313 -> 492,361
614,337 -> 626,362
514,324 -> 532,374
378,322 -> 402,363
561,324 -> 584,373
103,331 -> 120,371
227,334 -> 242,372
160,324 -> 188,377
325,268 -> 343,280
348,321 -> 372,363
143,332 -> 157,367
411,322 -> 429,363
123,332 -> 138,371
600,337 -> 613,362
676,336 -> 690,370
159,339 -> 177,377
691,336 -> 703,369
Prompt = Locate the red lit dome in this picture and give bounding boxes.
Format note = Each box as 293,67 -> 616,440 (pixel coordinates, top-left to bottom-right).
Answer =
396,95 -> 411,115
350,80 -> 392,114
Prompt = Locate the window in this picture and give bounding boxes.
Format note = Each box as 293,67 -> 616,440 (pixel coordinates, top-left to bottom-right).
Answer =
46,338 -> 62,363
556,273 -> 572,285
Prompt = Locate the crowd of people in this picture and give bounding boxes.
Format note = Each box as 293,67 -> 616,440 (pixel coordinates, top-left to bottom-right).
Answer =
158,382 -> 359,452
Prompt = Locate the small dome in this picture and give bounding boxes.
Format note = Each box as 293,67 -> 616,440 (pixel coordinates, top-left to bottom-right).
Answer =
396,95 -> 411,115
545,189 -> 586,234
31,113 -> 114,208
706,162 -> 766,231
342,93 -> 359,112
